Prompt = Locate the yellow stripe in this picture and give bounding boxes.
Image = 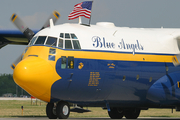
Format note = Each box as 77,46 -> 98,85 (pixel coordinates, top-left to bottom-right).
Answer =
59,50 -> 174,63
53,11 -> 60,19
11,13 -> 17,22
25,46 -> 175,63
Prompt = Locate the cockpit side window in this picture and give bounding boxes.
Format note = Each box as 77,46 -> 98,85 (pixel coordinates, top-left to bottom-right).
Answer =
73,40 -> 81,49
60,33 -> 64,38
34,36 -> 46,45
45,37 -> 57,47
71,34 -> 77,39
29,36 -> 37,46
65,33 -> 70,39
58,39 -> 63,48
65,40 -> 72,49
59,33 -> 81,49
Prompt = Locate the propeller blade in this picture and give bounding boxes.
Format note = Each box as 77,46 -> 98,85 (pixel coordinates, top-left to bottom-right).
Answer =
11,11 -> 60,41
11,54 -> 22,70
11,13 -> 35,41
40,11 -> 60,30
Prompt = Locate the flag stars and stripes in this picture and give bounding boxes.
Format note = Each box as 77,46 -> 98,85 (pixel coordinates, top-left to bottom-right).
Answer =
68,1 -> 93,20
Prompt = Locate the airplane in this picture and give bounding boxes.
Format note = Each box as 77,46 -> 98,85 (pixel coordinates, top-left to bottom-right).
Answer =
1,10 -> 180,119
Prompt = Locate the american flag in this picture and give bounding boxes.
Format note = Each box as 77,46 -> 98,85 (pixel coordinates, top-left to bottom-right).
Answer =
68,1 -> 93,20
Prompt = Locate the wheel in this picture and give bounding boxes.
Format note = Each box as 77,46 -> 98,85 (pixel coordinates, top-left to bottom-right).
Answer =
56,101 -> 70,119
108,107 -> 123,119
125,108 -> 141,119
46,102 -> 57,119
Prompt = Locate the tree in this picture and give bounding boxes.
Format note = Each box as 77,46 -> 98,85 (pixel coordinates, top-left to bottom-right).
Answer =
0,74 -> 30,97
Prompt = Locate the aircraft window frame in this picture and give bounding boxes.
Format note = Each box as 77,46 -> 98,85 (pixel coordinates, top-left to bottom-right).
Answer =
68,56 -> 74,69
71,34 -> 78,39
29,36 -> 37,46
45,36 -> 57,47
58,39 -> 63,48
72,40 -> 81,49
48,55 -> 55,61
34,36 -> 47,45
49,48 -> 56,54
65,40 -> 73,49
61,56 -> 66,69
59,33 -> 81,50
60,33 -> 64,38
65,33 -> 70,39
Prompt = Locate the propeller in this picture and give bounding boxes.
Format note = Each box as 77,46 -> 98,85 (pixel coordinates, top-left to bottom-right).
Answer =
11,13 -> 35,41
10,11 -> 60,70
40,11 -> 60,30
11,11 -> 60,42
11,54 -> 22,70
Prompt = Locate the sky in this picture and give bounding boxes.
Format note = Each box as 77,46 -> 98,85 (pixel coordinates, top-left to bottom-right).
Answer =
1,0 -> 180,74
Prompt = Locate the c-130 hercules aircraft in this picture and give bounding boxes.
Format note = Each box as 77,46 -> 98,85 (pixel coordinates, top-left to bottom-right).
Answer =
1,1 -> 180,119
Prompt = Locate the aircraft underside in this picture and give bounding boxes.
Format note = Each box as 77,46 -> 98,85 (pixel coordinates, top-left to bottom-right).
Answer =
46,58 -> 180,119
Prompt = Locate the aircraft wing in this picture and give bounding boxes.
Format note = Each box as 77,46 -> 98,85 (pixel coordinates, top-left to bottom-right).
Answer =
0,30 -> 38,49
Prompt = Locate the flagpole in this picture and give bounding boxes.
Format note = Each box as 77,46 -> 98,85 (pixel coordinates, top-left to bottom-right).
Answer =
88,1 -> 93,26
79,16 -> 82,24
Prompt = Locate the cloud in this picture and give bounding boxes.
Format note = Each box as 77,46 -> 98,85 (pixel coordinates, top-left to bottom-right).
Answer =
21,12 -> 49,29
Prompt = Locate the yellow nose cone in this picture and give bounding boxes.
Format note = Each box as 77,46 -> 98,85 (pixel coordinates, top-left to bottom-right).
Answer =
13,56 -> 53,102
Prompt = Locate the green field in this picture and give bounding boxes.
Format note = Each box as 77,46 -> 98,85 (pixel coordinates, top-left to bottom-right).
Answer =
0,100 -> 180,118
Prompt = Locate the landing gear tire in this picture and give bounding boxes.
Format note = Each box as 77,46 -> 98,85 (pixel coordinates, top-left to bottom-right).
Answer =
108,107 -> 123,119
56,101 -> 70,119
46,103 -> 57,119
125,109 -> 141,119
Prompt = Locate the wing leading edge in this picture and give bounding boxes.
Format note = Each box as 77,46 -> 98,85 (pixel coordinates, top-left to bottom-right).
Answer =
0,30 -> 38,49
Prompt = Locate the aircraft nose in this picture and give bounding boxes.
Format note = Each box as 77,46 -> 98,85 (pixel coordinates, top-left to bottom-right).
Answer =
13,56 -> 53,102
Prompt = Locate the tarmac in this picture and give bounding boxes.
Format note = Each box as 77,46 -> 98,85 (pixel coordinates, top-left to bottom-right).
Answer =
0,97 -> 31,100
0,98 -> 179,120
0,117 -> 179,120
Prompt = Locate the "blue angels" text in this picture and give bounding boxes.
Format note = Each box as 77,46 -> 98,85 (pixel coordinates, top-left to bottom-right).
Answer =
92,36 -> 144,54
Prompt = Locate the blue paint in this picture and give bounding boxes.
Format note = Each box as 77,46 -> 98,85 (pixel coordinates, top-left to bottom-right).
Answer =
0,30 -> 38,35
50,56 -> 180,108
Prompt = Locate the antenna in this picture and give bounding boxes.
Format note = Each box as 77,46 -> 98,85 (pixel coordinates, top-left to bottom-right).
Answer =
50,19 -> 54,28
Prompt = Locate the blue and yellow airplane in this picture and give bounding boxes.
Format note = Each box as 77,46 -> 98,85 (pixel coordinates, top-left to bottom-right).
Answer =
1,10 -> 180,119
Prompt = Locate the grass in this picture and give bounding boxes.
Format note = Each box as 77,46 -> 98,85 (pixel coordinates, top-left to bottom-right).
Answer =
0,100 -> 46,117
0,100 -> 180,118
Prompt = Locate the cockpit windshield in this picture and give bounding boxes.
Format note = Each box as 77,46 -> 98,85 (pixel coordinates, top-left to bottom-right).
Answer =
45,37 -> 57,47
29,36 -> 37,45
29,33 -> 81,49
34,36 -> 47,45
59,33 -> 81,49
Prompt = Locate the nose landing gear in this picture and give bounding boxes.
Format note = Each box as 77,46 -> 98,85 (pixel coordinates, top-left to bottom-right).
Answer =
46,102 -> 57,119
46,101 -> 70,119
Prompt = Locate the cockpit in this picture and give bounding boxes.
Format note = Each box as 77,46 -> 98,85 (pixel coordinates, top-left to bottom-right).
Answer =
29,33 -> 81,49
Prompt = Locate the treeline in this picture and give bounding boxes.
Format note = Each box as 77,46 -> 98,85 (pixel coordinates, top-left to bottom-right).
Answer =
0,74 -> 30,97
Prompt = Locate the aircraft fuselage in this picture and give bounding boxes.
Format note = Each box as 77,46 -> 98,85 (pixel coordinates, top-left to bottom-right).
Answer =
13,22 -> 180,118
